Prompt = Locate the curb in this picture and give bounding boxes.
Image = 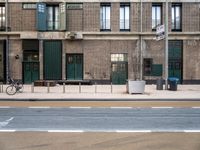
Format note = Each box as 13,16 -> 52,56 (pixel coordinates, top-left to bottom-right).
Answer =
0,98 -> 200,101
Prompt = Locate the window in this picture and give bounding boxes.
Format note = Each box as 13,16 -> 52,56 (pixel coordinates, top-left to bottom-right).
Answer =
23,3 -> 36,9
120,3 -> 130,31
143,58 -> 153,76
0,5 -> 5,31
111,54 -> 128,62
47,5 -> 59,30
66,3 -> 83,9
100,4 -> 111,31
172,4 -> 182,31
152,4 -> 162,30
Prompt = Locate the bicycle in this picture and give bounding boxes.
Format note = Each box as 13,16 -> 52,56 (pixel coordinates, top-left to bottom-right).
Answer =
6,78 -> 24,95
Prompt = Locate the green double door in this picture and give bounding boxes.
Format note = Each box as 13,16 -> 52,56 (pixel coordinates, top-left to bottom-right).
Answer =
44,41 -> 62,80
66,54 -> 83,80
23,62 -> 39,84
168,41 -> 183,83
111,62 -> 128,84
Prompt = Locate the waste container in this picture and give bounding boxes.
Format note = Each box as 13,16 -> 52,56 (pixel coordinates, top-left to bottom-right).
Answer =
156,78 -> 163,90
168,77 -> 179,91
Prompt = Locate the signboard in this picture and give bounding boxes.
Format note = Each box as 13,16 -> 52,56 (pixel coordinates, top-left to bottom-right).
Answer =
156,25 -> 165,41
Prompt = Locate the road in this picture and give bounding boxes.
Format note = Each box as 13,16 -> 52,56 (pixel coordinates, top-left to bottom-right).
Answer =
0,107 -> 200,132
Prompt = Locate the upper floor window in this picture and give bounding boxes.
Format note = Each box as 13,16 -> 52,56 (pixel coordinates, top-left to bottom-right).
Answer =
23,3 -> 36,9
37,3 -> 66,31
0,4 -> 5,31
152,4 -> 162,30
47,5 -> 59,30
172,3 -> 182,31
100,3 -> 111,31
120,3 -> 130,31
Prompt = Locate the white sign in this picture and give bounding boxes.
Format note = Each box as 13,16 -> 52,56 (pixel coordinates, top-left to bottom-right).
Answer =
156,25 -> 165,35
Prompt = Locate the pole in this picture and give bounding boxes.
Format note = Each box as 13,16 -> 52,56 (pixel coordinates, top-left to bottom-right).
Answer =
140,0 -> 143,80
165,0 -> 169,90
6,0 -> 9,83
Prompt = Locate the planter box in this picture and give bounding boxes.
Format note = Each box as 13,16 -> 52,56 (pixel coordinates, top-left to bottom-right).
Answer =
127,80 -> 146,94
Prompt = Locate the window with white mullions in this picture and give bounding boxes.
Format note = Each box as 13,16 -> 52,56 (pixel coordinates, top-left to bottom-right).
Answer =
0,5 -> 5,31
100,4 -> 111,31
120,4 -> 130,31
152,4 -> 162,30
172,4 -> 182,31
47,5 -> 60,30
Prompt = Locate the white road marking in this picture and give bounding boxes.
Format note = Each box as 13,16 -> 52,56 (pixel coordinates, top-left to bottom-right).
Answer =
110,107 -> 133,109
69,107 -> 91,109
0,130 -> 16,132
28,107 -> 50,109
0,117 -> 14,127
192,107 -> 200,109
116,130 -> 152,133
184,130 -> 200,133
0,106 -> 11,108
152,107 -> 173,109
48,130 -> 84,133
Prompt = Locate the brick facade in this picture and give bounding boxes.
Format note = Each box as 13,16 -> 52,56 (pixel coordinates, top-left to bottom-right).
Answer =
0,1 -> 200,84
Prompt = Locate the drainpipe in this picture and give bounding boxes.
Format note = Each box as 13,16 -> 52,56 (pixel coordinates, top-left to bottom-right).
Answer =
165,0 -> 169,89
139,0 -> 143,80
5,0 -> 9,83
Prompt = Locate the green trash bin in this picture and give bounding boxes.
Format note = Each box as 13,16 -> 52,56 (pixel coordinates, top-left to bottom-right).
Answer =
168,77 -> 179,91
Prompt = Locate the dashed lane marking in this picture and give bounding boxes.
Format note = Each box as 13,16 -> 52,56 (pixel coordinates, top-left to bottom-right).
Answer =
152,107 -> 173,109
0,130 -> 16,132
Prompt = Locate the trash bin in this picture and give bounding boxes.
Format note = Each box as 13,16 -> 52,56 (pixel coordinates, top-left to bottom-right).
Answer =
156,78 -> 163,90
168,77 -> 179,91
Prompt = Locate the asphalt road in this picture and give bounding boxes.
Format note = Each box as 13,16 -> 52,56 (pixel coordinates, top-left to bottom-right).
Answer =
0,107 -> 200,132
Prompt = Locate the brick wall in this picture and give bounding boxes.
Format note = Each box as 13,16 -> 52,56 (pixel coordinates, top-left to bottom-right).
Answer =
9,39 -> 22,79
9,3 -> 36,31
66,9 -> 83,31
182,3 -> 200,32
83,3 -> 100,32
183,40 -> 200,80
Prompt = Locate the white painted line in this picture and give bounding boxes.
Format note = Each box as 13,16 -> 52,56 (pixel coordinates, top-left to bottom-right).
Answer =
152,107 -> 173,109
0,106 -> 11,108
192,107 -> 200,109
48,130 -> 84,133
110,107 -> 133,109
0,130 -> 16,132
69,107 -> 91,109
184,130 -> 200,133
28,107 -> 50,109
116,130 -> 152,133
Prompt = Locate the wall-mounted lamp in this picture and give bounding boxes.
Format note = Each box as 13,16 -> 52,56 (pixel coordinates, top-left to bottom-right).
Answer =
15,54 -> 19,59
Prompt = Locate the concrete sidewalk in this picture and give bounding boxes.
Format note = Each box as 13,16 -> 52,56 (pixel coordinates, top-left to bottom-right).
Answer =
0,84 -> 200,101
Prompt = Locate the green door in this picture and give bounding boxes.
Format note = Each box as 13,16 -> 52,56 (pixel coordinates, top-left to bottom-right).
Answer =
111,62 -> 128,85
168,41 -> 183,83
23,62 -> 39,84
66,54 -> 83,80
44,41 -> 62,80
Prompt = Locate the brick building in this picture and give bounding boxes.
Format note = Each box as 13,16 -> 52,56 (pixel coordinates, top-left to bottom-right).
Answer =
0,0 -> 200,84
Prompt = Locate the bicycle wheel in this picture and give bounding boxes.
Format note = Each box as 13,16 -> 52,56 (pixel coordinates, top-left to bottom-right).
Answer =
6,85 -> 17,95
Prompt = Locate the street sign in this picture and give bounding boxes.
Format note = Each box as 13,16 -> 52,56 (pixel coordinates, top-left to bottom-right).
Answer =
156,25 -> 165,41
156,25 -> 165,35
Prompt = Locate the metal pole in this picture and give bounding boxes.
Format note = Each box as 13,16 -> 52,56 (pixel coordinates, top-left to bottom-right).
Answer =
47,82 -> 50,93
165,0 -> 169,90
31,82 -> 34,93
63,83 -> 65,93
111,82 -> 113,93
140,0 -> 143,80
79,82 -> 81,93
95,82 -> 97,93
6,0 -> 9,83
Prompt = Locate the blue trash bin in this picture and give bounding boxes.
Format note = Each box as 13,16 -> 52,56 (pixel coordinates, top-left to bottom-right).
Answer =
168,77 -> 179,91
